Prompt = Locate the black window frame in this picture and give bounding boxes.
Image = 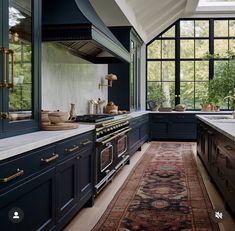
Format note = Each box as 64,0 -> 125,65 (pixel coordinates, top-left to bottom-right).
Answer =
146,18 -> 235,110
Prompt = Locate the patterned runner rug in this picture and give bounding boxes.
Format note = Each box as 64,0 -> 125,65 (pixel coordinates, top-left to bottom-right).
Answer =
93,142 -> 219,231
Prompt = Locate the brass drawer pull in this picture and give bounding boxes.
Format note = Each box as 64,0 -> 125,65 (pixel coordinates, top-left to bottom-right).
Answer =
0,169 -> 24,183
41,153 -> 59,163
80,140 -> 92,146
65,145 -> 79,153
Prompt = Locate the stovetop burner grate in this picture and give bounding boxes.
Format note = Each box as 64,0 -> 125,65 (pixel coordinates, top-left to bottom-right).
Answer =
75,114 -> 114,123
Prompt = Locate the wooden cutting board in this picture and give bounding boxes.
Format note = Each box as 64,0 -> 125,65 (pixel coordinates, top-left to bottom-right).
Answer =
41,123 -> 79,131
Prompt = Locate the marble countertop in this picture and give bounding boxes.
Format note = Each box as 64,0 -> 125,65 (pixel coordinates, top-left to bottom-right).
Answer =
196,114 -> 235,142
0,124 -> 95,161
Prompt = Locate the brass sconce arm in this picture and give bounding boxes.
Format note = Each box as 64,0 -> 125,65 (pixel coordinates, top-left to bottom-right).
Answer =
98,74 -> 117,89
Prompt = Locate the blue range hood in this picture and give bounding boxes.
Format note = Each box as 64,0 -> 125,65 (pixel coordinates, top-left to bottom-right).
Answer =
42,0 -> 130,63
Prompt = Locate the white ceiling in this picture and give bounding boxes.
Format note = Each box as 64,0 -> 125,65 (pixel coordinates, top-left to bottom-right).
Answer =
91,0 -> 235,43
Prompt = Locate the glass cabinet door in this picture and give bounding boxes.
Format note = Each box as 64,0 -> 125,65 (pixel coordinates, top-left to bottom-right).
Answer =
0,0 -> 40,138
8,0 -> 33,121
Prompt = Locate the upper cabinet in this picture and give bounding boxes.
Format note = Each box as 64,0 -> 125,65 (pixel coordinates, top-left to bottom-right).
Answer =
0,0 -> 41,138
108,27 -> 143,111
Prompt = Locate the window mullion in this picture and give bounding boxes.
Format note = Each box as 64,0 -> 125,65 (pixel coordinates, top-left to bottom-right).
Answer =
209,19 -> 214,80
175,20 -> 180,105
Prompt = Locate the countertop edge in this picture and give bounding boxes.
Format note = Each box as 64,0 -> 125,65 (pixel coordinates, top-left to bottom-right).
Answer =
0,125 -> 95,161
196,115 -> 235,142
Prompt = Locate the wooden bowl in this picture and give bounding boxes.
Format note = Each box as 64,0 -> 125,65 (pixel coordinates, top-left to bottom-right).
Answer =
48,112 -> 69,124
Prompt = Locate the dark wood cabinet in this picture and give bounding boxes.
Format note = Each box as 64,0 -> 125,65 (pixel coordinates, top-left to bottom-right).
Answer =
0,0 -> 41,138
108,27 -> 143,111
129,114 -> 149,156
197,120 -> 235,215
0,131 -> 95,230
150,113 -> 197,140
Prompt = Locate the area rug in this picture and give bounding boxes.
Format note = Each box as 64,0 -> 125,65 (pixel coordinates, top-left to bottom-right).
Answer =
92,142 -> 219,231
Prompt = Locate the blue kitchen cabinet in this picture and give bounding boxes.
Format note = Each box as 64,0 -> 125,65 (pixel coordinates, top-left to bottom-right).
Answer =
129,114 -> 149,155
56,131 -> 95,228
197,120 -> 235,215
0,168 -> 56,231
150,113 -> 197,140
0,131 -> 95,230
108,27 -> 143,111
0,0 -> 41,138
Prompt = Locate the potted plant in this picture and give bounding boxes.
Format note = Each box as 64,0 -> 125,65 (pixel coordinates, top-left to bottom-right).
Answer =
147,86 -> 166,111
203,51 -> 235,110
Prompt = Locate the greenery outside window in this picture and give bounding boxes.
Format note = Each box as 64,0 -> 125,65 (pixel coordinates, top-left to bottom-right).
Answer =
147,18 -> 235,110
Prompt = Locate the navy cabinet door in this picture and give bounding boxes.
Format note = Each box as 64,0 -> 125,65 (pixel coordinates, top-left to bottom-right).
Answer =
0,168 -> 56,231
0,0 -> 40,138
56,156 -> 78,223
77,147 -> 94,206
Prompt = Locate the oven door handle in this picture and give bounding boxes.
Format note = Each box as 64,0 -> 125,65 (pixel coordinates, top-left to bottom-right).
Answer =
96,128 -> 132,146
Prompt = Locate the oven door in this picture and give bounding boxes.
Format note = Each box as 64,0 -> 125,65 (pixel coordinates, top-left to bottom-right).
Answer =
114,130 -> 130,171
96,140 -> 115,186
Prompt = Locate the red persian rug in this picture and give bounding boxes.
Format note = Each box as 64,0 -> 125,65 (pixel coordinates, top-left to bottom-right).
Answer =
93,142 -> 219,231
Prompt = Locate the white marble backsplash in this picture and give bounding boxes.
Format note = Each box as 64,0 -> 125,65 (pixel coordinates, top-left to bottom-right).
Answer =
41,43 -> 108,115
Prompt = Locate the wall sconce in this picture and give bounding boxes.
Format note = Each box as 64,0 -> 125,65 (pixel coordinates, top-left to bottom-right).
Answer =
99,73 -> 117,89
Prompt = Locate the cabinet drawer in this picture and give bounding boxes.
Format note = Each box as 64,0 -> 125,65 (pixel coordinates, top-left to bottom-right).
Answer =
0,145 -> 57,193
170,114 -> 196,123
56,132 -> 94,158
150,114 -> 168,122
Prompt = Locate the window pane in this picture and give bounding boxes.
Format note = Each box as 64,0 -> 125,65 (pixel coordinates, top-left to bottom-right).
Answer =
214,60 -> 229,78
180,40 -> 194,58
162,26 -> 175,37
229,39 -> 235,52
162,82 -> 175,108
195,20 -> 209,37
180,82 -> 194,109
147,62 -> 161,81
195,39 -> 209,58
180,61 -> 194,81
214,39 -> 228,57
147,40 -> 161,59
195,82 -> 209,109
162,40 -> 175,58
195,61 -> 209,81
162,61 -> 175,81
229,20 -> 235,37
180,21 -> 194,37
214,20 -> 228,37
147,82 -> 161,101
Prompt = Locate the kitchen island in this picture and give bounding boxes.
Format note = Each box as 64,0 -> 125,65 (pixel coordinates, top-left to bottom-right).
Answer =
196,114 -> 235,216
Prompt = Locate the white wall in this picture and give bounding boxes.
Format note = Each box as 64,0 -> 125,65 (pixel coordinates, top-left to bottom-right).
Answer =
42,43 -> 108,115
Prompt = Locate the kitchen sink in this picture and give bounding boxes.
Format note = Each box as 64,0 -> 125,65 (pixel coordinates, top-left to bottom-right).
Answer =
204,115 -> 235,122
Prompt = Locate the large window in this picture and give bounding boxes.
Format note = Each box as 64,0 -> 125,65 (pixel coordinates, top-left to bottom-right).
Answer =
147,19 -> 235,110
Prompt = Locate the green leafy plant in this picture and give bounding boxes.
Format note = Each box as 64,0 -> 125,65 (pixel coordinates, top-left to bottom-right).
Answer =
203,51 -> 235,107
147,85 -> 166,105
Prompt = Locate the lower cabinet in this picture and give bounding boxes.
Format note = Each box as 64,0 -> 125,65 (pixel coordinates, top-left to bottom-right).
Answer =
129,114 -> 149,156
56,156 -> 78,226
150,113 -> 197,140
197,120 -> 235,215
0,131 -> 95,231
0,168 -> 56,231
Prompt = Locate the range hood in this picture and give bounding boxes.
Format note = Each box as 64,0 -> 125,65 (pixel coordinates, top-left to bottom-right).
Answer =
42,0 -> 130,63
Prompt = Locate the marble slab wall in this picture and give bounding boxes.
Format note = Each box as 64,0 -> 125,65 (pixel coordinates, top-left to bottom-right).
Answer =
41,43 -> 108,115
